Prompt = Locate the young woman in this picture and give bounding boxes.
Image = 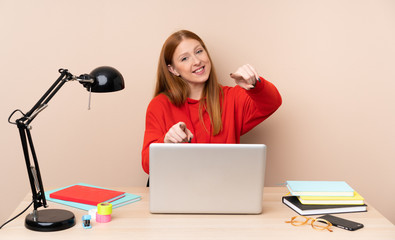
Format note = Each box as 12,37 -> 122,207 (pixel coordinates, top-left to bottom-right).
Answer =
141,30 -> 282,174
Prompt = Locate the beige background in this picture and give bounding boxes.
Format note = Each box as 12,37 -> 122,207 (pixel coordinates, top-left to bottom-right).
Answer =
0,0 -> 394,225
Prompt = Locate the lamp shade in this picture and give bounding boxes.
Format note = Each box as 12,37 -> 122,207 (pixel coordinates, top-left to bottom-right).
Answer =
89,66 -> 125,92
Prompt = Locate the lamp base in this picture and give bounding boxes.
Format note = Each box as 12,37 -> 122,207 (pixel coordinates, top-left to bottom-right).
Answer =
25,209 -> 75,231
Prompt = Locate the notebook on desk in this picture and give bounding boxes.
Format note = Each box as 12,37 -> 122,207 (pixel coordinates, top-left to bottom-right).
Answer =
149,143 -> 266,214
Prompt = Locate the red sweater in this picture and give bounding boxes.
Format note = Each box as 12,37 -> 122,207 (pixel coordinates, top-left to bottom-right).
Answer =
141,77 -> 282,174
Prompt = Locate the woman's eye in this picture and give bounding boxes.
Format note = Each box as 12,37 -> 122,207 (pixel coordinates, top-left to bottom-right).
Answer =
196,49 -> 203,54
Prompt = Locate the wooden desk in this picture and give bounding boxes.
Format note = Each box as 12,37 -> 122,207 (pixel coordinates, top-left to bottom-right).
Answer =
1,187 -> 394,240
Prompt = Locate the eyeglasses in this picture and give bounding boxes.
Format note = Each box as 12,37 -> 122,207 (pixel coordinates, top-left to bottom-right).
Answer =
285,216 -> 333,232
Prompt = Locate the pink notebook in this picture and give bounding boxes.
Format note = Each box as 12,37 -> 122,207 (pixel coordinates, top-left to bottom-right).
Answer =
49,184 -> 125,206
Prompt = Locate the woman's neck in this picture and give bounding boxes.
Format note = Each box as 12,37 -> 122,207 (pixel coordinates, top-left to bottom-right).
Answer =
188,82 -> 205,100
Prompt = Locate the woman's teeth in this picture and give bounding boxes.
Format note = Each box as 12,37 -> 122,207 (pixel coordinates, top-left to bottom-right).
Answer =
194,67 -> 204,73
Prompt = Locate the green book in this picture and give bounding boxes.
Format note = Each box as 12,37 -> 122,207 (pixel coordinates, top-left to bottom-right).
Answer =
286,181 -> 354,196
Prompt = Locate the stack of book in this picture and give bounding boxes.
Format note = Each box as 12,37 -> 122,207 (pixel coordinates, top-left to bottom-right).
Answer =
45,183 -> 141,211
282,181 -> 367,216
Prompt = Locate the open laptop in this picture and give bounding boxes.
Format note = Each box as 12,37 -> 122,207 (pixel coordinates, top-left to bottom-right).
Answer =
149,143 -> 266,214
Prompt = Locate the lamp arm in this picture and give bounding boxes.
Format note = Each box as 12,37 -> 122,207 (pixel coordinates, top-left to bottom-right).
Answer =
23,69 -> 73,126
17,123 -> 47,210
12,69 -> 75,211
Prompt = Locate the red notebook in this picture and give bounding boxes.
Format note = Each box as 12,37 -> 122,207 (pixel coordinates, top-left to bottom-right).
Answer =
49,184 -> 125,206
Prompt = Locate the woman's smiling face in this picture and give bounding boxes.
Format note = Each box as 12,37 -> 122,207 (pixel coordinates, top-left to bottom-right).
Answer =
168,38 -> 212,87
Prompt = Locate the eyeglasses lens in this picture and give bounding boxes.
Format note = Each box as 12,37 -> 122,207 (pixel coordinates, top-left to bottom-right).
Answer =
290,216 -> 309,226
312,219 -> 330,230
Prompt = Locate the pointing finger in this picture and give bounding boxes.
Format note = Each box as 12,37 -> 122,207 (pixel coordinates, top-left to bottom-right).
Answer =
245,64 -> 260,82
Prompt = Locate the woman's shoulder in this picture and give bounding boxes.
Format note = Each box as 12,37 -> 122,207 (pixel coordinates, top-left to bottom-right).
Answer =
147,93 -> 172,109
150,93 -> 170,102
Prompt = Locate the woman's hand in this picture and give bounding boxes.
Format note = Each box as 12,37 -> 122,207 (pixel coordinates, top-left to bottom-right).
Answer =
164,122 -> 194,143
230,64 -> 260,90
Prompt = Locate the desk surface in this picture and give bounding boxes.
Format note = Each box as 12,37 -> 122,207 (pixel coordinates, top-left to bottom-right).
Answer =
1,187 -> 394,240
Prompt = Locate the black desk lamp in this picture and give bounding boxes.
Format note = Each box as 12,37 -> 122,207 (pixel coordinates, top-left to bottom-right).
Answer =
8,66 -> 125,231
